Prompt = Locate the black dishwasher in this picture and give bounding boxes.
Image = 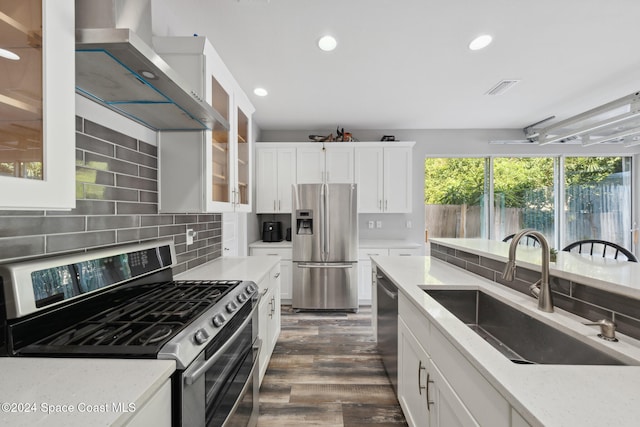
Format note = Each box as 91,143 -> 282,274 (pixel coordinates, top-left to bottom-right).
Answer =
376,269 -> 399,394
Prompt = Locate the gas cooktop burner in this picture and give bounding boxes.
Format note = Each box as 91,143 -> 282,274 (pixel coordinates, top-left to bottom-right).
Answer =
17,279 -> 247,355
135,324 -> 174,345
1,240 -> 257,368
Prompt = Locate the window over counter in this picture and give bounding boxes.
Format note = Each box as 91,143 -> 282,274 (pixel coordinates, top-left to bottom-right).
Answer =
425,156 -> 633,253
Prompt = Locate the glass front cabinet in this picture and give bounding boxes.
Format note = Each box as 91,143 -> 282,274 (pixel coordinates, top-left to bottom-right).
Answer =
155,36 -> 254,213
0,0 -> 75,210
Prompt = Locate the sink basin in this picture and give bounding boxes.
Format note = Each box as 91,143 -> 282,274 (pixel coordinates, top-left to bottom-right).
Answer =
423,289 -> 627,366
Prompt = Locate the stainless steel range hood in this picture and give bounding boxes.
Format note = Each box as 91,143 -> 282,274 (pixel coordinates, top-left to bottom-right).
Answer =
75,0 -> 227,131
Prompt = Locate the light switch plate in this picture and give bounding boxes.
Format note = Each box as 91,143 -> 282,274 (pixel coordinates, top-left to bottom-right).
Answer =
376,220 -> 382,229
368,221 -> 374,229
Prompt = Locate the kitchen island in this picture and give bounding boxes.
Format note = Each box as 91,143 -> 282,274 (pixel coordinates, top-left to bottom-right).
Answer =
373,254 -> 640,427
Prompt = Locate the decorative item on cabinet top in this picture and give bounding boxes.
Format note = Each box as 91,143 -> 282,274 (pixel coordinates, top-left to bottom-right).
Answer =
309,126 -> 356,142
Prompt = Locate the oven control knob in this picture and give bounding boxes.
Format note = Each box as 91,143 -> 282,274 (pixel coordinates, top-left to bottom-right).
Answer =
226,301 -> 238,313
237,293 -> 247,304
193,328 -> 210,345
246,283 -> 256,293
212,314 -> 226,328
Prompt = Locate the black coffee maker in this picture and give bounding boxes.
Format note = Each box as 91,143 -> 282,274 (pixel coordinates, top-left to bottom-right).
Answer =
262,221 -> 282,242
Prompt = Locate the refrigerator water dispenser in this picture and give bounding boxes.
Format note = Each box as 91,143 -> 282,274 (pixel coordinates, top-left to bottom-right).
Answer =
296,210 -> 313,235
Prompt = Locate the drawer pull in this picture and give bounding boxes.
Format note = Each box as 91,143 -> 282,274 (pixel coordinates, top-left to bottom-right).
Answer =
426,372 -> 434,411
418,360 -> 426,396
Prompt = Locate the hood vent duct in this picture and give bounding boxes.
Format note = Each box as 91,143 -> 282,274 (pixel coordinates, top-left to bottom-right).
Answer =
75,0 -> 227,131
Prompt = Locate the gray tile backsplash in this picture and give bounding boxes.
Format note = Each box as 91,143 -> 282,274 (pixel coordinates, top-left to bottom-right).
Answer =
0,116 -> 222,274
431,241 -> 640,341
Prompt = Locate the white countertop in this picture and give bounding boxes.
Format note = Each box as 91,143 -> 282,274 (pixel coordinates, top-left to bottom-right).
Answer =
175,256 -> 280,283
431,238 -> 640,299
373,255 -> 640,427
0,358 -> 175,427
248,239 -> 422,249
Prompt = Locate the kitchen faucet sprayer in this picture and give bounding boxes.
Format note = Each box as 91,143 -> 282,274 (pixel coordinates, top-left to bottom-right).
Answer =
502,229 -> 554,313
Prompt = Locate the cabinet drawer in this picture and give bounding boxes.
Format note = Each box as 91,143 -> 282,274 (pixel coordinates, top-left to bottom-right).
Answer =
250,247 -> 293,260
389,247 -> 423,256
399,293 -> 431,348
428,326 -> 510,427
359,248 -> 389,259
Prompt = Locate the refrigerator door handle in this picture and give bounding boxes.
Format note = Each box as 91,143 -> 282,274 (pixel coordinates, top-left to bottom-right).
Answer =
296,263 -> 353,269
319,184 -> 326,259
324,183 -> 330,260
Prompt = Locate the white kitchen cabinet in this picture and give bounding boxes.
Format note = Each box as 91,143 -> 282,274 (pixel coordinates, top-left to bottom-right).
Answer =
398,317 -> 430,427
511,409 -> 532,427
358,248 -> 387,306
355,143 -> 414,213
358,259 -> 372,304
399,317 -> 479,427
255,144 -> 296,213
124,379 -> 171,427
280,260 -> 292,301
399,294 -> 510,427
249,246 -> 292,302
360,245 -> 421,307
389,247 -> 424,256
257,263 -> 281,384
155,36 -> 254,213
0,0 -> 76,210
296,144 -> 354,184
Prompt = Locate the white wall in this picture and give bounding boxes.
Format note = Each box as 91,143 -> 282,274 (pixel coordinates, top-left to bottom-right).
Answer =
260,129 -> 640,247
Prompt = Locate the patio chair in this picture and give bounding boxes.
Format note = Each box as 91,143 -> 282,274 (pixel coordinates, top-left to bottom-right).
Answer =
562,239 -> 638,262
502,233 -> 541,247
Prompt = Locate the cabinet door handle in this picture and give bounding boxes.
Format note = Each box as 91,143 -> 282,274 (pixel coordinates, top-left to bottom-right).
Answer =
426,372 -> 434,411
273,200 -> 276,211
418,360 -> 426,396
379,200 -> 382,210
385,200 -> 388,211
278,200 -> 281,210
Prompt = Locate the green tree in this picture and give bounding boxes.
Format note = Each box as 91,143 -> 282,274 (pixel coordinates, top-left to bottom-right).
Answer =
425,156 -> 622,208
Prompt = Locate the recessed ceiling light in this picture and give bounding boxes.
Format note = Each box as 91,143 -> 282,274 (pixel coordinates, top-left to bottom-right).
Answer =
318,35 -> 337,52
469,34 -> 493,51
254,87 -> 268,97
139,70 -> 158,80
0,48 -> 20,61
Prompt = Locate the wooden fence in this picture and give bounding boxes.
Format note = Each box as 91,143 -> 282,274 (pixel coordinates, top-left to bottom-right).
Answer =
425,183 -> 630,247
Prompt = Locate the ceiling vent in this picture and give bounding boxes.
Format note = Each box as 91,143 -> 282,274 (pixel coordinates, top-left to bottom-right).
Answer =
485,79 -> 520,96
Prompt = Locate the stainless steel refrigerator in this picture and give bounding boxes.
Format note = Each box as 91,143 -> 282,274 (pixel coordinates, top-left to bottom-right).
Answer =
292,183 -> 358,311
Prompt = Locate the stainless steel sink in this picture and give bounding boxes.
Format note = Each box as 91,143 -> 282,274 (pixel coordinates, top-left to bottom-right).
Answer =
423,289 -> 627,365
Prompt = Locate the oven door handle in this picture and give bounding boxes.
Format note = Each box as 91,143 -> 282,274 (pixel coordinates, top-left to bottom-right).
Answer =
221,337 -> 262,427
185,301 -> 260,386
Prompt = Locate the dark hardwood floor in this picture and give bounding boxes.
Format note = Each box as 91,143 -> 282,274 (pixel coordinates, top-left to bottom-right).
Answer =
258,306 -> 408,427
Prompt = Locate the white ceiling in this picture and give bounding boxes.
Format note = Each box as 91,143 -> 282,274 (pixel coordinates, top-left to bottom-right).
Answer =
152,0 -> 640,132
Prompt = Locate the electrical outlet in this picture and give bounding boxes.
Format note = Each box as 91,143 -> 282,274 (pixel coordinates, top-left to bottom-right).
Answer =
406,220 -> 412,229
368,221 -> 374,229
376,220 -> 382,229
186,229 -> 196,246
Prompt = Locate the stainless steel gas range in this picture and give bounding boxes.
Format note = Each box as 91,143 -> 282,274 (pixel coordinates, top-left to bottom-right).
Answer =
0,239 -> 260,427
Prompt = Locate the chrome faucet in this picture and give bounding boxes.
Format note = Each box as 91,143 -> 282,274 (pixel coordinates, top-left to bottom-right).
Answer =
502,229 -> 554,313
